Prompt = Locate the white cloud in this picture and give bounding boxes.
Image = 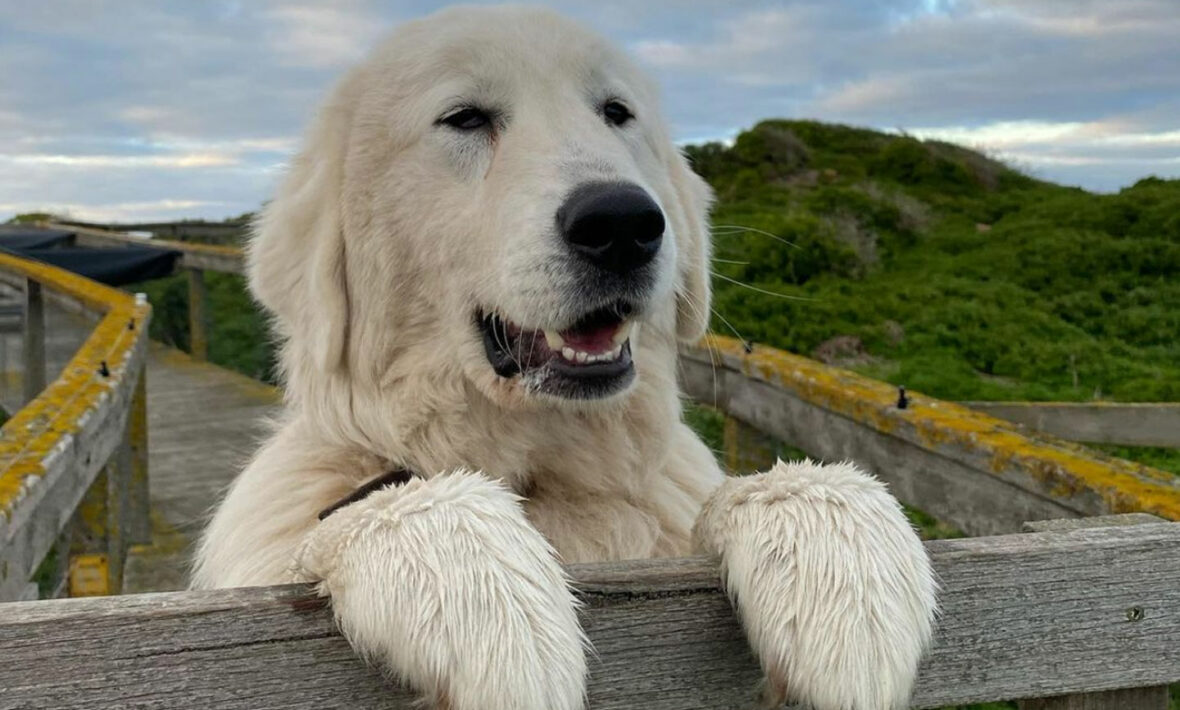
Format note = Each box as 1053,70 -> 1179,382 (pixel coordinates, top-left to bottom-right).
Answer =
263,4 -> 388,69
907,121 -> 1088,149
633,7 -> 815,85
904,119 -> 1180,188
1,153 -> 238,168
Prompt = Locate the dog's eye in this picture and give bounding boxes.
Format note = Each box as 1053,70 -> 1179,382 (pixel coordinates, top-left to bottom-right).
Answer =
603,100 -> 634,127
440,107 -> 491,131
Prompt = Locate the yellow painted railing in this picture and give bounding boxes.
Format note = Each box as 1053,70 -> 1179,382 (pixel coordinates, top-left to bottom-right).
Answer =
683,335 -> 1180,534
0,252 -> 151,601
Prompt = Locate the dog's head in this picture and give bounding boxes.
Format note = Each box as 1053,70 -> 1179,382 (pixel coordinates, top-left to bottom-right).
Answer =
251,6 -> 712,411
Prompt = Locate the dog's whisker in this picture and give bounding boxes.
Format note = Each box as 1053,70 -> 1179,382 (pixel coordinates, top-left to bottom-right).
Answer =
711,224 -> 801,250
711,271 -> 817,302
710,307 -> 747,345
711,257 -> 749,265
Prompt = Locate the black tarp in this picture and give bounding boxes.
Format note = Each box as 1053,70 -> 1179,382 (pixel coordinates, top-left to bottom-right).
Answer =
0,227 -> 75,251
0,226 -> 181,286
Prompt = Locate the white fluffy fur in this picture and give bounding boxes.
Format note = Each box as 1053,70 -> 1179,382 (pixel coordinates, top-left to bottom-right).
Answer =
296,471 -> 586,710
193,6 -> 936,710
695,460 -> 938,710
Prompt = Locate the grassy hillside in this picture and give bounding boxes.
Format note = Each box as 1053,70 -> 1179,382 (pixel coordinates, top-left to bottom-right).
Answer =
691,120 -> 1180,402
687,120 -> 1180,475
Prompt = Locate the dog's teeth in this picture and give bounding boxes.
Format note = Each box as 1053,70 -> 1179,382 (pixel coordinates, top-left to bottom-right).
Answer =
576,351 -> 588,364
543,329 -> 564,350
612,320 -> 634,346
610,345 -> 622,360
561,346 -> 576,361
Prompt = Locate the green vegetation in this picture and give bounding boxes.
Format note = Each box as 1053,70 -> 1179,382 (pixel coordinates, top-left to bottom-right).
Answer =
687,120 -> 1180,475
135,271 -> 277,383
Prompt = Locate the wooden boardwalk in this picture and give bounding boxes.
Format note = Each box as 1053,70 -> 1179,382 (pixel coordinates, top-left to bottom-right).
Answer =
123,343 -> 278,593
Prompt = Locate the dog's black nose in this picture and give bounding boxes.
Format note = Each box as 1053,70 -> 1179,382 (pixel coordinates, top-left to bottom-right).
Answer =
558,182 -> 664,273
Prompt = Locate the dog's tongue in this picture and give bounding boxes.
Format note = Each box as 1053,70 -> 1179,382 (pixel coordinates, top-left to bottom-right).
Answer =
560,322 -> 620,353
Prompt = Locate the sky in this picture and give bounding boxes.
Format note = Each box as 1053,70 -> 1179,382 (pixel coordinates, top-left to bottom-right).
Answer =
2,0 -> 1179,222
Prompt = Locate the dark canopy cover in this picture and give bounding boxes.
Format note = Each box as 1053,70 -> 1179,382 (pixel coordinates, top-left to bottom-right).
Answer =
0,226 -> 180,285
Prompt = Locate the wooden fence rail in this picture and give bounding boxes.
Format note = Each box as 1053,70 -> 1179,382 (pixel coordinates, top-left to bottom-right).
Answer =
681,337 -> 1180,536
0,254 -> 151,601
1,515 -> 1176,709
963,401 -> 1180,448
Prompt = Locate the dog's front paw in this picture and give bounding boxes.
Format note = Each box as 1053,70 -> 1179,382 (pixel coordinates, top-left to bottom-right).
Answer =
297,470 -> 586,710
694,460 -> 937,710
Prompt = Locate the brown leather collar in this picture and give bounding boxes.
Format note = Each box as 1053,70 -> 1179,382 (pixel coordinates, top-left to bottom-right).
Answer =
318,468 -> 416,521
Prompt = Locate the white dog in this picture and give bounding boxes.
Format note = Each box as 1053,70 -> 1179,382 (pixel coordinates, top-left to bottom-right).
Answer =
193,6 -> 936,709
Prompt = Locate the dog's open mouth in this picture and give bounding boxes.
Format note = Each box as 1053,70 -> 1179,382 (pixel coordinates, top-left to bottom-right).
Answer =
478,302 -> 637,399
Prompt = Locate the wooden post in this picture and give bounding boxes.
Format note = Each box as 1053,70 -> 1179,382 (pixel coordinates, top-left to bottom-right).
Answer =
722,414 -> 781,475
1017,514 -> 1170,710
187,267 -> 208,361
127,371 -> 151,545
68,438 -> 132,597
22,277 -> 45,403
722,415 -> 740,473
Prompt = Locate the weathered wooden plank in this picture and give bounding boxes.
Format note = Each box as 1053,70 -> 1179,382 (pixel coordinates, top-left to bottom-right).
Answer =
1023,513 -> 1164,533
683,349 -> 1073,535
127,373 -> 151,545
965,401 -> 1180,447
1013,514 -> 1168,709
0,253 -> 152,601
680,337 -> 1180,535
0,340 -> 147,600
1018,686 -> 1170,710
2,522 -> 1177,709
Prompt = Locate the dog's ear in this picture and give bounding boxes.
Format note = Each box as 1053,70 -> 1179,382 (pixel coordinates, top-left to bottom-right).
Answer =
668,149 -> 715,342
248,77 -> 359,374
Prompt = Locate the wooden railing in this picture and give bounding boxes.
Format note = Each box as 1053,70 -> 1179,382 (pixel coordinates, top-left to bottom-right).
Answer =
0,252 -> 151,601
963,401 -> 1180,447
1,514 -> 1176,709
682,336 -> 1180,536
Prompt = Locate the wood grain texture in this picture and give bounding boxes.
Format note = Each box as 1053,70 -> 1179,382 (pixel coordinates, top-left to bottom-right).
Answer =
0,336 -> 147,601
681,349 -> 1073,535
2,522 -> 1177,709
1023,513 -> 1164,533
1012,515 -> 1169,710
0,255 -> 151,601
965,401 -> 1180,447
679,341 -> 1180,534
1017,686 -> 1169,710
